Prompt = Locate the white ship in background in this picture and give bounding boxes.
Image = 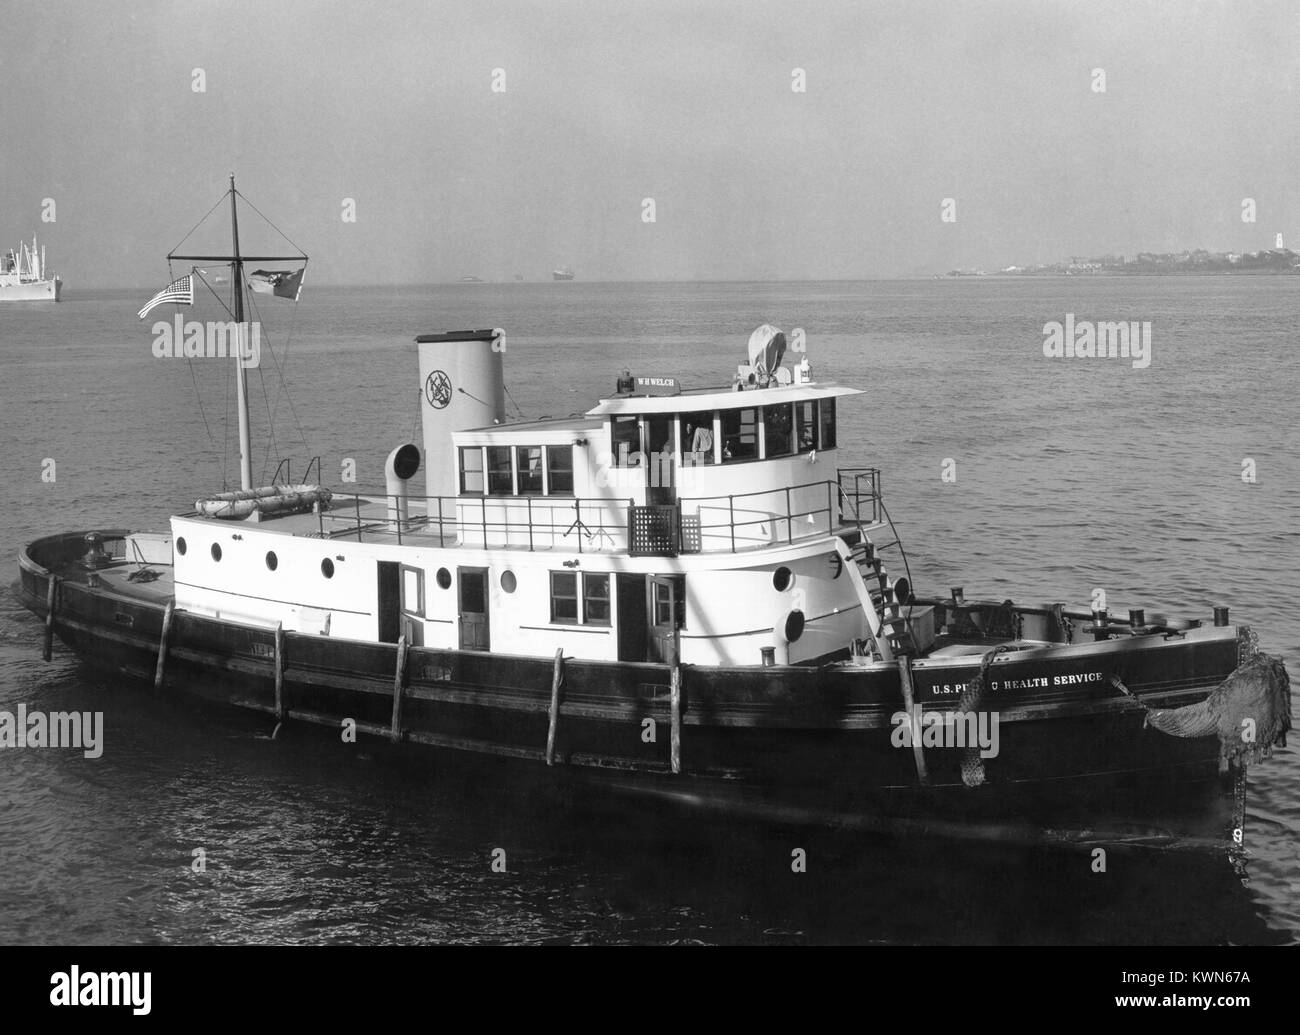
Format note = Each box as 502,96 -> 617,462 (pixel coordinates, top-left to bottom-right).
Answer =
0,237 -> 62,301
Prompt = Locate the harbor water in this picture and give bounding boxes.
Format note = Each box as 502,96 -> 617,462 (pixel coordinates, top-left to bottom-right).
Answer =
1,277 -> 1297,944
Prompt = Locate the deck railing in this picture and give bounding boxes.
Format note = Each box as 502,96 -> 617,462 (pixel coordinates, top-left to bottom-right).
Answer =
312,469 -> 883,556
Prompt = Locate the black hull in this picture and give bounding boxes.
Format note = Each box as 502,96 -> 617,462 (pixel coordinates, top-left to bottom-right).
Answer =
14,549 -> 1248,846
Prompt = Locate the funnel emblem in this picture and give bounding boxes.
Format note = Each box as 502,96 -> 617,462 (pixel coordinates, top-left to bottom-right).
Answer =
425,369 -> 453,409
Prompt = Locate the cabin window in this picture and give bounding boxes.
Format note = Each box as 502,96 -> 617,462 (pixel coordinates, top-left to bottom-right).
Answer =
583,573 -> 611,625
211,543 -> 222,562
721,407 -> 758,462
681,411 -> 716,466
550,571 -> 579,624
486,446 -> 513,495
611,415 -> 642,466
265,551 -> 278,571
819,398 -> 837,450
321,558 -> 335,579
762,404 -> 794,458
176,537 -> 187,555
795,401 -> 817,452
550,571 -> 609,625
652,577 -> 687,627
546,446 -> 574,495
516,446 -> 544,495
458,447 -> 485,495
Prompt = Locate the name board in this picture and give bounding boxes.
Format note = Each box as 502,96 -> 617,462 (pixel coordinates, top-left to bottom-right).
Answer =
634,376 -> 680,396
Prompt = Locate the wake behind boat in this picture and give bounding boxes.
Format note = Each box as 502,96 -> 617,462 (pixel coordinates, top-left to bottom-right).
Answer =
13,184 -> 1291,850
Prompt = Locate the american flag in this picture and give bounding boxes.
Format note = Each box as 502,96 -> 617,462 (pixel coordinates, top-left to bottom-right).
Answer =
137,274 -> 194,319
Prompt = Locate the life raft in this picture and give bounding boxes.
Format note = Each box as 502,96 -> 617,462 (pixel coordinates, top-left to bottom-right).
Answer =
195,484 -> 332,520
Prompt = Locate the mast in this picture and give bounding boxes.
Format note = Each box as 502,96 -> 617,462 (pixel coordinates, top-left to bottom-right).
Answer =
229,175 -> 254,492
168,179 -> 306,494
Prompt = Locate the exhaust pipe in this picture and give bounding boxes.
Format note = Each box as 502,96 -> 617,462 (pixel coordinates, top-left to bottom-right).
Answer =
385,443 -> 421,532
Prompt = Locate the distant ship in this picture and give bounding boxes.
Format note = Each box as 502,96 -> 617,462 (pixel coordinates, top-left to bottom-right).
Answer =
0,236 -> 62,301
552,267 -> 575,281
459,276 -> 484,283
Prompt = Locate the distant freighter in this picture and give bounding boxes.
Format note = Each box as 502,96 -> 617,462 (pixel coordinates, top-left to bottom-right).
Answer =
0,237 -> 62,301
552,267 -> 575,281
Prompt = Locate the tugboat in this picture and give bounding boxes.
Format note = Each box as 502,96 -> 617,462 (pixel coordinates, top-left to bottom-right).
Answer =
13,187 -> 1290,848
0,236 -> 62,301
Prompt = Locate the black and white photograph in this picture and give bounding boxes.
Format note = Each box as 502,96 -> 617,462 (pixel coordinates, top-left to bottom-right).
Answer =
1,0 -> 1296,1008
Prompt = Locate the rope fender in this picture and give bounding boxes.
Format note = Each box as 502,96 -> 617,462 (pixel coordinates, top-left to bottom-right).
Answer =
1109,654 -> 1291,771
957,643 -> 1017,787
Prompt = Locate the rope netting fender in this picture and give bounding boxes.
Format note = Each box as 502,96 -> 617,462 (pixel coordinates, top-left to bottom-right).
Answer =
1110,635 -> 1291,771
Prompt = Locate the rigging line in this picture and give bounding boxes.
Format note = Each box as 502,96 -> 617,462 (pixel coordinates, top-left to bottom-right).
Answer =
503,382 -> 527,419
167,191 -> 229,258
222,330 -> 231,492
260,286 -> 312,458
186,356 -> 217,447
409,387 -> 422,445
246,287 -> 309,479
244,288 -> 280,484
233,189 -> 308,256
194,268 -> 237,320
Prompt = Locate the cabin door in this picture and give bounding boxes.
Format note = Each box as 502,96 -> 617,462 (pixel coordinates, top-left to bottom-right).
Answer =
458,566 -> 490,650
377,562 -> 402,644
648,574 -> 684,663
617,574 -> 649,662
400,565 -> 425,647
645,415 -> 677,506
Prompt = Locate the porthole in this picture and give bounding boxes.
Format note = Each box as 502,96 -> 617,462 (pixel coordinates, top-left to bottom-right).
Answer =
176,537 -> 187,556
266,551 -> 278,571
211,543 -> 222,562
321,558 -> 335,579
436,567 -> 452,590
500,570 -> 517,593
827,552 -> 843,579
785,610 -> 805,643
773,566 -> 793,592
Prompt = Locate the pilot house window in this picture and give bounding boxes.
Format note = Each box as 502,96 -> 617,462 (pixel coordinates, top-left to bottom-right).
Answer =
459,447 -> 485,494
612,415 -> 642,466
721,408 -> 758,462
795,401 -> 817,452
819,398 -> 837,449
516,446 -> 544,495
762,404 -> 794,457
486,446 -> 513,495
546,446 -> 574,495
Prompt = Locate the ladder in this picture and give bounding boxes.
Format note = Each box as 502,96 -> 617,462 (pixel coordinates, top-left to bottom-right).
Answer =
836,476 -> 918,658
846,534 -> 919,658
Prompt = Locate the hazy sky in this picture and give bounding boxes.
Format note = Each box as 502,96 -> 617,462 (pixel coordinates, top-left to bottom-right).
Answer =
3,0 -> 1297,287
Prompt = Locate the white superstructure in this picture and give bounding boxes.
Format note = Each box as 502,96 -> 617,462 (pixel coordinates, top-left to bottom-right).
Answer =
166,329 -> 897,669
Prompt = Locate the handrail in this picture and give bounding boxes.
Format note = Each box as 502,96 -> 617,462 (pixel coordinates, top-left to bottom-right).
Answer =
306,471 -> 885,555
